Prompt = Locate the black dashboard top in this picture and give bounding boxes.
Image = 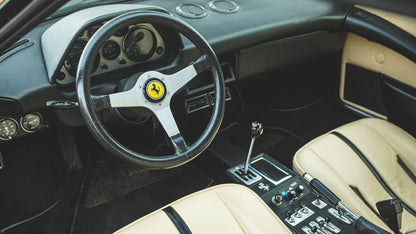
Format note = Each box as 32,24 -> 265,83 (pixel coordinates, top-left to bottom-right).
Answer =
0,0 -> 350,114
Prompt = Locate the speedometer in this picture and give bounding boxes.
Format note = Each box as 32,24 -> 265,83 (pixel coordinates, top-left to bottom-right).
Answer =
64,40 -> 100,77
123,26 -> 157,62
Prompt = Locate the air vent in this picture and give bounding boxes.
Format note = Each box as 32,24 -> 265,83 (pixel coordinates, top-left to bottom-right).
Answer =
209,0 -> 239,14
175,3 -> 208,19
0,39 -> 34,63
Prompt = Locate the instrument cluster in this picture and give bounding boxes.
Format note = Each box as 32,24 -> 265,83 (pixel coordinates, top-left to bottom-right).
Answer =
56,22 -> 166,84
0,112 -> 43,141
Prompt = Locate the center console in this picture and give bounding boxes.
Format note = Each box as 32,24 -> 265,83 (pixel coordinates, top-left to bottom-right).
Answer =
227,154 -> 357,234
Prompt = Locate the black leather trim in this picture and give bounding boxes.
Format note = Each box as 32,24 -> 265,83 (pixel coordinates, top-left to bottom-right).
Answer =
397,155 -> 416,184
350,185 -> 383,220
163,206 -> 192,234
344,7 -> 416,64
331,131 -> 416,217
354,217 -> 390,234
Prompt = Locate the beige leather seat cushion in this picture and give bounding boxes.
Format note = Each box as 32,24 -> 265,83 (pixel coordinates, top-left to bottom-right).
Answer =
293,118 -> 416,233
115,183 -> 291,234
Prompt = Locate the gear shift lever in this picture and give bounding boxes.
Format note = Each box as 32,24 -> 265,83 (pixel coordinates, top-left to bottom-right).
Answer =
243,122 -> 263,176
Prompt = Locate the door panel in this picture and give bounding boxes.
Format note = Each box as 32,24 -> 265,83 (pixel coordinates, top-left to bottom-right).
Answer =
340,6 -> 416,135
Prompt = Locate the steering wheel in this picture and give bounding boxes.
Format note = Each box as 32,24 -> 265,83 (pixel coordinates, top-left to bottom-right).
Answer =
76,11 -> 225,169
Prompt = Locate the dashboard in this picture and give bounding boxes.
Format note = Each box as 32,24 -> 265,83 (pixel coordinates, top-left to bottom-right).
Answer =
0,0 -> 351,141
57,22 -> 166,84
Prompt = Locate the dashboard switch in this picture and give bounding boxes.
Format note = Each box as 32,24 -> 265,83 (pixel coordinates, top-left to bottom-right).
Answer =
271,195 -> 283,207
282,190 -> 297,200
295,185 -> 305,195
118,58 -> 127,64
100,63 -> 108,69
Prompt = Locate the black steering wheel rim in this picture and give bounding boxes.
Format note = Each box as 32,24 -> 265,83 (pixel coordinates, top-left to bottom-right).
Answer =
76,11 -> 225,169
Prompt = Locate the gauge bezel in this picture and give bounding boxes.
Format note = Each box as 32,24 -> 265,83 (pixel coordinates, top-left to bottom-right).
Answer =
64,39 -> 100,77
113,26 -> 129,37
0,118 -> 19,141
88,23 -> 104,38
122,25 -> 157,62
20,112 -> 42,133
101,40 -> 121,60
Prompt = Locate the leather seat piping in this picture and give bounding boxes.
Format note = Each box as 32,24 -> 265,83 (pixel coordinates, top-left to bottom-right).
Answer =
162,206 -> 192,234
397,155 -> 416,184
349,185 -> 384,220
331,131 -> 416,217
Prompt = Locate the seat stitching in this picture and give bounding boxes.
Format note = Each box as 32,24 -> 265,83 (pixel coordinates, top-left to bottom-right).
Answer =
306,141 -> 392,229
332,131 -> 416,217
361,121 -> 416,176
212,189 -> 247,233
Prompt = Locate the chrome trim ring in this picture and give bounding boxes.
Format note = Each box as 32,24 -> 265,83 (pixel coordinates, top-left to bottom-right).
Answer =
208,0 -> 240,14
0,118 -> 19,141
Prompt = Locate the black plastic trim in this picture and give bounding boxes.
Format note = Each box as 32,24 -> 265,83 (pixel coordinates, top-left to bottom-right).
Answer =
0,39 -> 34,63
310,178 -> 341,206
332,132 -> 416,217
0,0 -> 67,54
397,155 -> 416,184
344,7 -> 416,64
163,206 -> 192,234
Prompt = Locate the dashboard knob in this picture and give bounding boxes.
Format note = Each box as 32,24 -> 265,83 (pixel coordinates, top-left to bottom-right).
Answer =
271,195 -> 283,206
286,190 -> 297,200
295,185 -> 304,195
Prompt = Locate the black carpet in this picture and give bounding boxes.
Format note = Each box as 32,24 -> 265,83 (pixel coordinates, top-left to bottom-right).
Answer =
71,166 -> 212,234
0,129 -> 69,233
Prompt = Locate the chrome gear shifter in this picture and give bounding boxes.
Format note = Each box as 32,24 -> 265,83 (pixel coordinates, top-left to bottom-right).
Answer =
243,121 -> 263,175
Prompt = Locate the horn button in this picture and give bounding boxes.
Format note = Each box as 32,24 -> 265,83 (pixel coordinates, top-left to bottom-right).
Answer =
144,79 -> 166,102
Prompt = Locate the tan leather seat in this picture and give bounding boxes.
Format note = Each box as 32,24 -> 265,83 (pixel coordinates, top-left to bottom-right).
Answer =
115,183 -> 291,234
293,118 -> 416,233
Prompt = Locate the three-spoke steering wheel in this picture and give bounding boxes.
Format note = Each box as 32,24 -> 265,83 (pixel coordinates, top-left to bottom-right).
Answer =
76,11 -> 225,169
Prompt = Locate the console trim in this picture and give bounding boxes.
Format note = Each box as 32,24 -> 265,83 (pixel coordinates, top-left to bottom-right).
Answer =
251,155 -> 292,185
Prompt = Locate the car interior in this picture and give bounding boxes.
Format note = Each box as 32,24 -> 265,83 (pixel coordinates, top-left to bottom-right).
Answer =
1,0 -> 416,233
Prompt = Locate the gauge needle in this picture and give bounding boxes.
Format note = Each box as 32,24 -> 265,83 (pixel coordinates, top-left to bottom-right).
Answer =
126,41 -> 138,52
126,32 -> 145,52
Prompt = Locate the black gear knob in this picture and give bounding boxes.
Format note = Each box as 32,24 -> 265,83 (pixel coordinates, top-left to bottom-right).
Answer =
251,122 -> 263,138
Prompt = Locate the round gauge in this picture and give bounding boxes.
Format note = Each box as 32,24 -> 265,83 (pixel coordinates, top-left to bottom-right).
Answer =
21,113 -> 42,132
64,40 -> 100,77
0,119 -> 18,140
102,40 -> 120,60
88,23 -> 103,38
114,26 -> 129,37
123,27 -> 157,62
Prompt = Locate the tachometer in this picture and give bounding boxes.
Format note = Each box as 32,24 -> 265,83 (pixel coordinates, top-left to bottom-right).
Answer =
123,26 -> 157,62
64,40 -> 100,77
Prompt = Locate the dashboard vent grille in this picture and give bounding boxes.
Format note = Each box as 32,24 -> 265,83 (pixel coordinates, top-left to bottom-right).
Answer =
0,39 -> 34,63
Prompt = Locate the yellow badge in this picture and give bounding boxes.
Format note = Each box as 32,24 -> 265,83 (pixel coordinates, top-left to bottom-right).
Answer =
146,80 -> 165,100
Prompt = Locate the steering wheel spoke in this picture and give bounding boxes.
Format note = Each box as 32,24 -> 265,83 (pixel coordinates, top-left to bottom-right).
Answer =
167,55 -> 211,94
92,95 -> 111,111
154,107 -> 188,153
76,12 -> 224,169
108,89 -> 143,108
